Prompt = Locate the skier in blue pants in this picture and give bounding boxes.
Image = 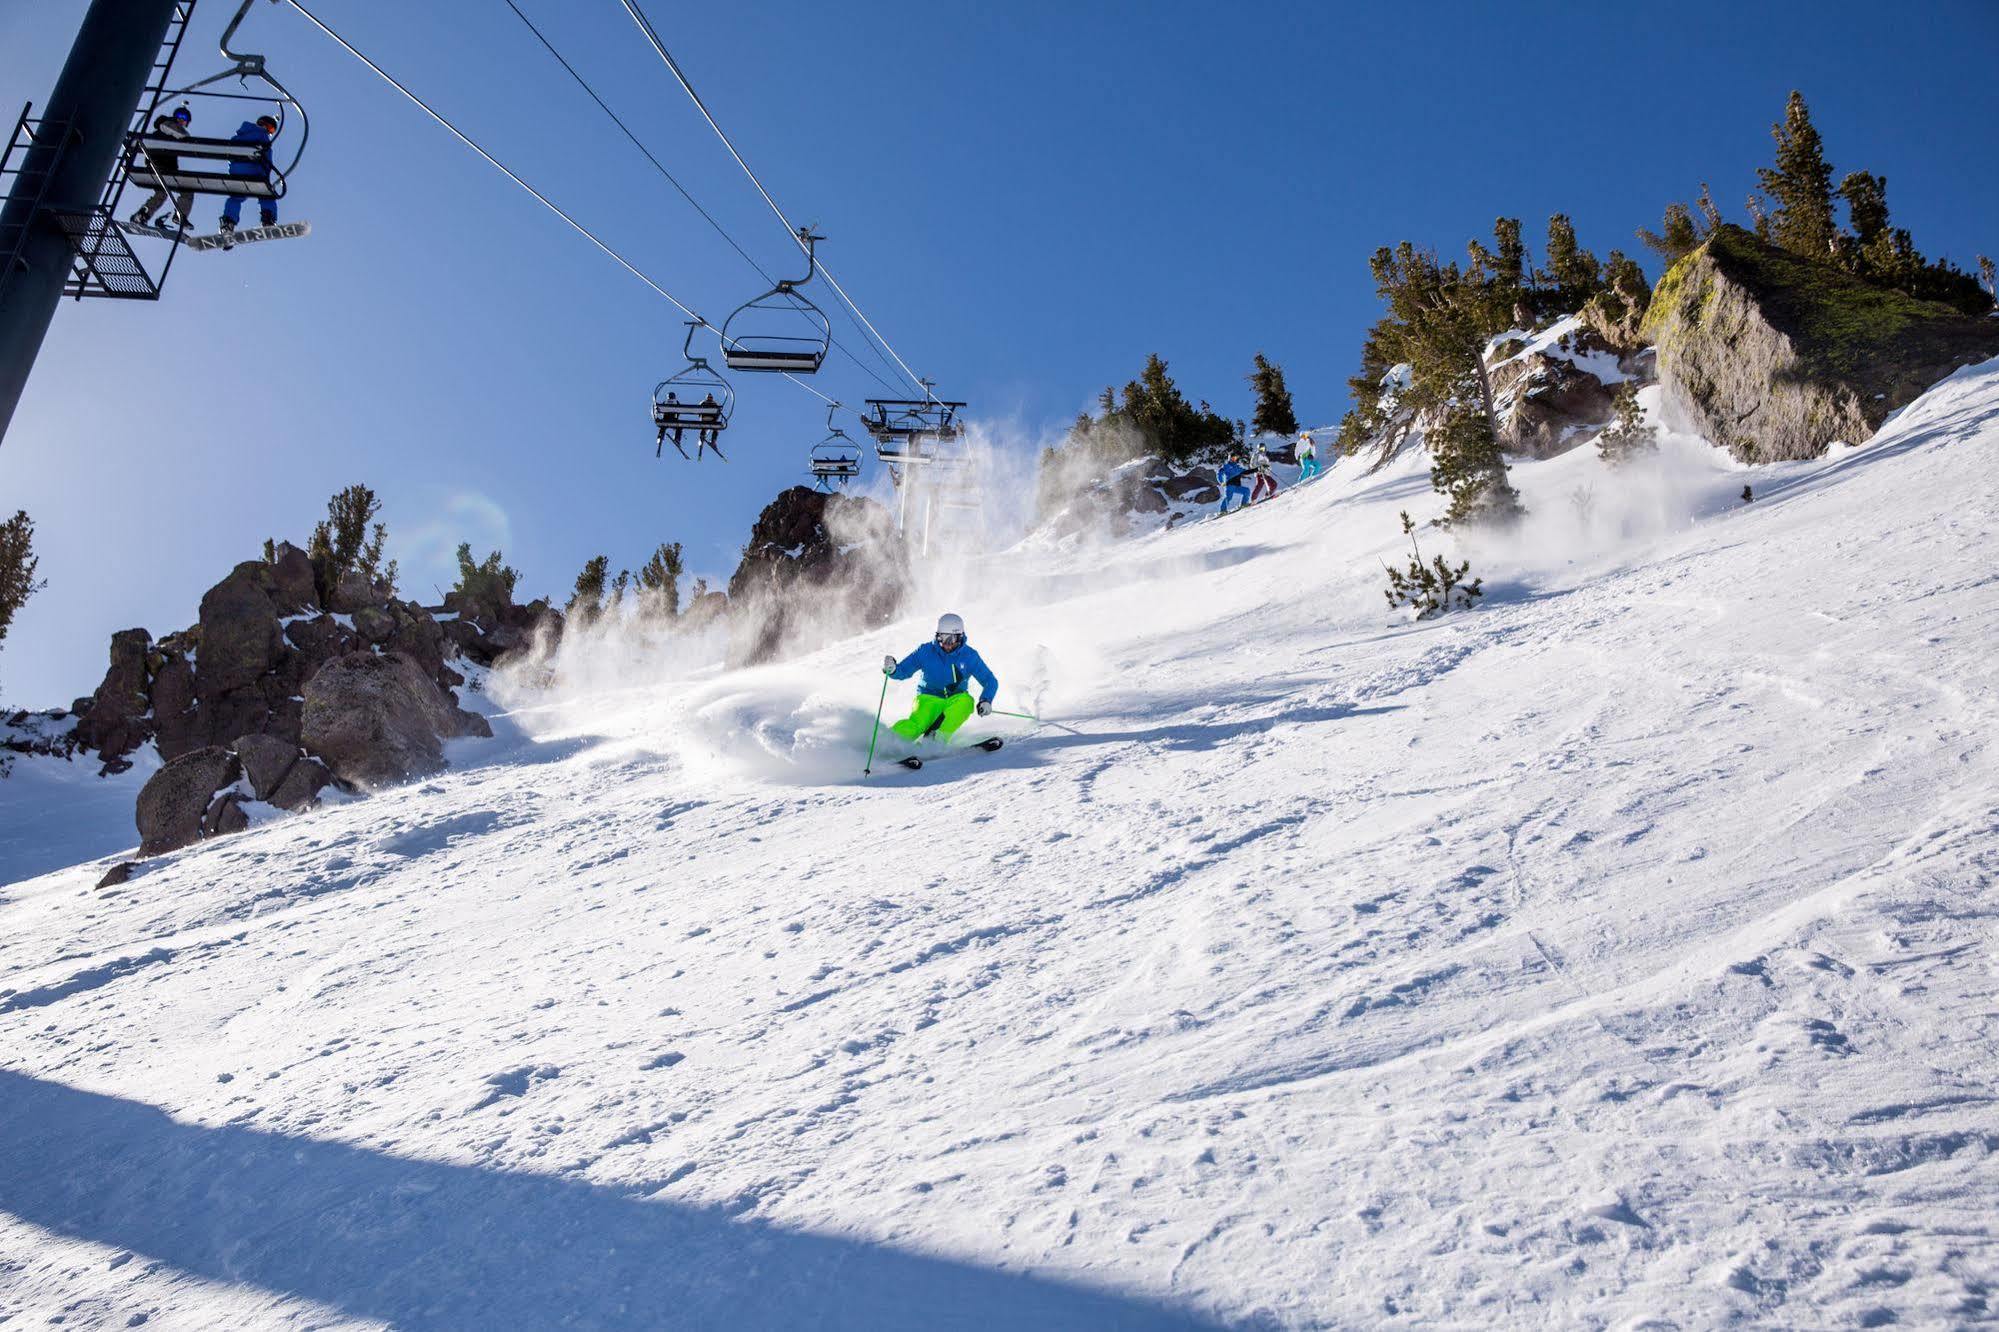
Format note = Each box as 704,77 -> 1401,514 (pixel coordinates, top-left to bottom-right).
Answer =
219,116 -> 280,235
1216,450 -> 1252,515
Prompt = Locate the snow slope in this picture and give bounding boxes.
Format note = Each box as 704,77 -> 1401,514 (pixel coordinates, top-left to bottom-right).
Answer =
4,360 -> 1998,1328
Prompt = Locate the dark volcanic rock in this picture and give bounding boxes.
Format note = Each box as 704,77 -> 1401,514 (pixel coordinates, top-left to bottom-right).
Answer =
329,572 -> 392,615
1644,224 -> 1999,462
300,650 -> 464,789
725,487 -> 910,668
268,542 -> 318,615
136,746 -> 241,855
284,614 -> 362,684
196,563 -> 283,697
74,628 -> 153,760
269,756 -> 336,811
149,654 -> 203,761
95,861 -> 137,889
351,606 -> 396,645
232,732 -> 301,802
202,791 -> 251,838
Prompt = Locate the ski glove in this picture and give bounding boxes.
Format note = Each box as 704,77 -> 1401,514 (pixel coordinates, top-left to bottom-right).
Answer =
976,699 -> 992,716
883,654 -> 898,675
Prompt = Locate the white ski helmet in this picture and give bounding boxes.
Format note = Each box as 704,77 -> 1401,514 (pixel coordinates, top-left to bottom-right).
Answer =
936,612 -> 966,639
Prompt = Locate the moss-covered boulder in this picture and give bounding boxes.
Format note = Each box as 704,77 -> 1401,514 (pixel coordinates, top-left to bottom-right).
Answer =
1643,224 -> 1999,463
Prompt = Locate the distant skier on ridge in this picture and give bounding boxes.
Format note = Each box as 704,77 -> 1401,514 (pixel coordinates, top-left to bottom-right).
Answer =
1216,449 -> 1252,515
1296,432 -> 1319,480
881,612 -> 1000,744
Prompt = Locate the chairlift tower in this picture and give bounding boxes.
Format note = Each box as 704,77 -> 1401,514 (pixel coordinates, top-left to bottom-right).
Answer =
0,0 -> 190,447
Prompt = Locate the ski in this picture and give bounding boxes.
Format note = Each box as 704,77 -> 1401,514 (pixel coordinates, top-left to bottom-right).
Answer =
184,221 -> 312,253
894,737 -> 1005,771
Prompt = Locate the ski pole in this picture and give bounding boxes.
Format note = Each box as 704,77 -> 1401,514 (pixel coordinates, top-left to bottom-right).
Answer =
862,673 -> 890,777
990,709 -> 1040,722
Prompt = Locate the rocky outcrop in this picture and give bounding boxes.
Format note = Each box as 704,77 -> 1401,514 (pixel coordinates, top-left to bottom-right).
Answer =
726,487 -> 911,667
197,562 -> 285,696
300,651 -> 485,790
73,628 -> 154,761
267,541 -> 318,615
1644,224 -> 1999,462
135,746 -> 240,855
1488,333 -> 1621,459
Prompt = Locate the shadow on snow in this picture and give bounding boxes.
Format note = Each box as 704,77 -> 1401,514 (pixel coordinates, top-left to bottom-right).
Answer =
0,1070 -> 1229,1331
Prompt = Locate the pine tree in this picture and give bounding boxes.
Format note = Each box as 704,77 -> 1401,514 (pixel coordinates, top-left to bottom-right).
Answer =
1540,214 -> 1604,310
1364,242 -> 1524,526
0,510 -> 45,660
1115,354 -> 1234,463
1247,353 -> 1300,438
1468,217 -> 1530,323
570,555 -> 609,618
1637,202 -> 1703,263
1745,191 -> 1772,241
636,541 -> 684,618
1695,182 -> 1723,232
608,570 -> 632,610
452,543 -> 519,619
1595,382 -> 1657,466
307,484 -> 397,598
1382,511 -> 1482,618
1756,91 -> 1837,258
1981,255 -> 1996,301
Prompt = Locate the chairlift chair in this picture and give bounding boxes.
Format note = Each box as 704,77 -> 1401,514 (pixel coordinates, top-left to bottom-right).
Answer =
129,0 -> 309,220
808,406 -> 861,489
653,322 -> 735,460
720,227 -> 831,373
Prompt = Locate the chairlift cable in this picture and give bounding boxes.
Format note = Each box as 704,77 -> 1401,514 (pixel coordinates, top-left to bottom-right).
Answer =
281,0 -> 845,415
614,0 -> 939,405
500,0 -> 903,399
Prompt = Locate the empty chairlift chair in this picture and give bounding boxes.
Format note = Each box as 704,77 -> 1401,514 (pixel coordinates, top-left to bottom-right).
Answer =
653,322 -> 735,461
720,228 -> 831,374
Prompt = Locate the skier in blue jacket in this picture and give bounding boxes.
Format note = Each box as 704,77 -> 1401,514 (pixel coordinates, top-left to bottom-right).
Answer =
218,115 -> 280,235
881,612 -> 999,742
1216,449 -> 1252,515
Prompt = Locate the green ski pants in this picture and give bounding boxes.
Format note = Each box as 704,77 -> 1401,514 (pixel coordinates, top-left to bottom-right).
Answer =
891,691 -> 976,741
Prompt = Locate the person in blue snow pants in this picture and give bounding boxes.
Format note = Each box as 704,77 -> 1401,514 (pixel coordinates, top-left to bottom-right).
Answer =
220,116 -> 279,230
1217,452 -> 1252,514
1296,432 -> 1321,480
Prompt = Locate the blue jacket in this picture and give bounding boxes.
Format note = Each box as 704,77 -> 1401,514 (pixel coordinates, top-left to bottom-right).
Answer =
1218,460 -> 1249,488
891,640 -> 997,702
230,121 -> 272,179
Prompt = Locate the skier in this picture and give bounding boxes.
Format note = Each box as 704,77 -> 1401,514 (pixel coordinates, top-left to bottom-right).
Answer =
1216,450 -> 1252,515
881,612 -> 998,743
697,392 -> 722,456
218,115 -> 281,238
1296,432 -> 1320,481
657,391 -> 686,455
129,105 -> 195,230
1250,444 -> 1279,504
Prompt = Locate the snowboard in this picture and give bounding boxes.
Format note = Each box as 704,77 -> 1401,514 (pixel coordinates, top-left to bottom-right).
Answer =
896,737 -> 1005,771
186,220 -> 312,252
114,219 -> 191,242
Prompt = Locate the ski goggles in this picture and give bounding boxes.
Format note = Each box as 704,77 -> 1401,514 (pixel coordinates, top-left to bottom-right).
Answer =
934,633 -> 965,650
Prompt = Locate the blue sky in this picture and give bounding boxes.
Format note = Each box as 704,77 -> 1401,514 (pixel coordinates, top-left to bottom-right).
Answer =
3,0 -> 1996,705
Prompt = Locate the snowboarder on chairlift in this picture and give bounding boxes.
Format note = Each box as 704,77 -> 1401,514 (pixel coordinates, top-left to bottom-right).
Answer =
218,114 -> 281,237
881,612 -> 999,743
130,105 -> 195,230
1217,449 -> 1252,515
1250,444 -> 1279,504
1296,432 -> 1320,480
